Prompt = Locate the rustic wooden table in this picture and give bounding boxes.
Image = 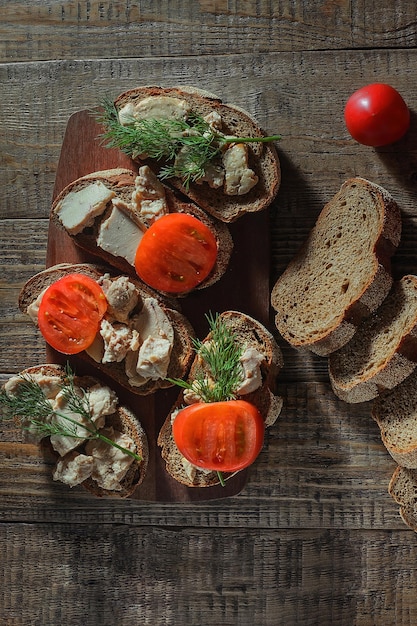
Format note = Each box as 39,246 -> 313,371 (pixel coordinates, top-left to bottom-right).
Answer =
2,2 -> 417,625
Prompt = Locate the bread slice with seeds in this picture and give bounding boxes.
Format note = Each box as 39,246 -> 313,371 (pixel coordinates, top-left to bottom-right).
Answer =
329,275 -> 417,403
372,368 -> 417,468
388,466 -> 417,532
271,178 -> 401,356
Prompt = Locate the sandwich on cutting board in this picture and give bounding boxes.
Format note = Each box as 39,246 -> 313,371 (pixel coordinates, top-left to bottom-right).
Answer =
0,363 -> 148,498
50,167 -> 233,296
98,85 -> 281,223
158,311 -> 284,487
18,263 -> 196,395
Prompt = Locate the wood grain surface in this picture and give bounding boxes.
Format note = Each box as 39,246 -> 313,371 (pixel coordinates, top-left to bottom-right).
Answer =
3,2 -> 417,625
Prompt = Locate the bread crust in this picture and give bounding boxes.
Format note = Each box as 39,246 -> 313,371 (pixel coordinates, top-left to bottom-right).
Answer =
50,167 -> 233,294
112,86 -> 281,222
18,263 -> 196,396
5,363 -> 149,498
372,368 -> 417,468
157,310 -> 284,487
271,177 -> 402,356
329,275 -> 417,404
388,466 -> 417,532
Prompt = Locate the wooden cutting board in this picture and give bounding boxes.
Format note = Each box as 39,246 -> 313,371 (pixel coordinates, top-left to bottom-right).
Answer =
46,110 -> 272,502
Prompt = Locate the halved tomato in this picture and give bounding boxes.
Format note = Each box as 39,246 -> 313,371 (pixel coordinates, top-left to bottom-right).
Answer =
37,273 -> 108,354
134,213 -> 217,294
172,400 -> 265,473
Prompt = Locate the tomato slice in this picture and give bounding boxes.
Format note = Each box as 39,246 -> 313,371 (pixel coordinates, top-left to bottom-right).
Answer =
37,273 -> 108,355
134,213 -> 217,294
172,400 -> 265,472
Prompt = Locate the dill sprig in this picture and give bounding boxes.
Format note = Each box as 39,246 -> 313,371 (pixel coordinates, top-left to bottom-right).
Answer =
0,364 -> 141,462
169,312 -> 244,403
95,98 -> 281,188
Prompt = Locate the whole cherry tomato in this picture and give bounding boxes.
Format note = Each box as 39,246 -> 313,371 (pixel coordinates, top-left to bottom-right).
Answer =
172,400 -> 265,473
344,83 -> 410,147
38,273 -> 107,354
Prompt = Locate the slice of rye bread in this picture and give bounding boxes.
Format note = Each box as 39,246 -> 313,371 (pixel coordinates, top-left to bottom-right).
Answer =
157,310 -> 284,488
5,363 -> 149,498
329,275 -> 417,404
18,263 -> 196,396
388,466 -> 417,532
112,85 -> 281,223
50,167 -> 233,294
271,178 -> 401,356
372,368 -> 417,468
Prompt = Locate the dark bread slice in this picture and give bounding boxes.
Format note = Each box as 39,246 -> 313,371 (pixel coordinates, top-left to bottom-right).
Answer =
50,167 -> 233,294
4,363 -> 148,498
18,263 -> 196,396
388,466 -> 417,532
329,275 -> 417,404
372,368 -> 417,468
112,85 -> 281,223
157,310 -> 284,487
271,178 -> 401,356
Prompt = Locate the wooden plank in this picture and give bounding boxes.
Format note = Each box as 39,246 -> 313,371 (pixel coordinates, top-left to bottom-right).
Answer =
1,1 -> 417,62
1,523 -> 416,625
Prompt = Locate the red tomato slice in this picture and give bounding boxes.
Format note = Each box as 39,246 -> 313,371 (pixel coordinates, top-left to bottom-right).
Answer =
172,400 -> 265,473
134,213 -> 217,294
37,273 -> 108,354
344,83 -> 410,147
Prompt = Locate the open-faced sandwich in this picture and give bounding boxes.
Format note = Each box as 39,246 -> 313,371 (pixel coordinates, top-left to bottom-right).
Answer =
0,363 -> 148,498
97,86 -> 281,223
50,167 -> 233,296
18,263 -> 196,395
158,311 -> 284,487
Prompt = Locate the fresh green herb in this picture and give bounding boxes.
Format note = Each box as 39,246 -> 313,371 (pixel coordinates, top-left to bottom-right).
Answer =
0,364 -> 141,462
217,471 -> 226,487
169,312 -> 244,403
95,98 -> 281,189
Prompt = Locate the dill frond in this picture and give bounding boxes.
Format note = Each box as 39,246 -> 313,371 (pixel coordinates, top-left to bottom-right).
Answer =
95,98 -> 281,189
0,365 -> 141,462
168,313 -> 244,403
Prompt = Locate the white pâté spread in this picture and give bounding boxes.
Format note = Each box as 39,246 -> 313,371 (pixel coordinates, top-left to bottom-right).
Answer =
118,95 -> 191,125
55,182 -> 116,235
54,166 -> 169,266
86,277 -> 175,388
117,94 -> 259,195
96,200 -> 144,266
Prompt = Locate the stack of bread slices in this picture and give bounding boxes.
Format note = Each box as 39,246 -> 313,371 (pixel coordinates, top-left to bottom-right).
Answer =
271,176 -> 417,531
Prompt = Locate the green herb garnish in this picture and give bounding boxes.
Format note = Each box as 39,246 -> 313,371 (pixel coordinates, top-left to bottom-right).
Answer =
0,363 -> 141,462
95,98 -> 281,189
169,312 -> 243,403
